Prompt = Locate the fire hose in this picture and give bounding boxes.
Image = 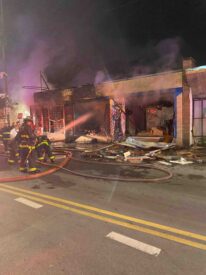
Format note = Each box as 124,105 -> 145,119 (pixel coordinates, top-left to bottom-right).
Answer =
52,146 -> 173,182
0,148 -> 173,182
64,160 -> 172,183
52,148 -> 173,182
0,151 -> 72,183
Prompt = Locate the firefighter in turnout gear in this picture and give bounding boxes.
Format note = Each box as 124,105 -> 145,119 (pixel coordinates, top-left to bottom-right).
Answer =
8,121 -> 20,164
1,123 -> 11,152
15,118 -> 40,173
36,134 -> 55,163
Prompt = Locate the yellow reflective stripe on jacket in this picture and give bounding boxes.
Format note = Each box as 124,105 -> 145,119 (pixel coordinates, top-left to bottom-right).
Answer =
29,167 -> 37,172
38,157 -> 44,160
41,141 -> 49,145
3,132 -> 10,134
20,134 -> 29,138
19,145 -> 29,148
19,145 -> 35,149
19,167 -> 27,171
37,141 -> 49,147
3,138 -> 11,140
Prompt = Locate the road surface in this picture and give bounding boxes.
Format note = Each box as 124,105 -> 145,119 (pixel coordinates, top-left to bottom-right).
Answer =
0,155 -> 206,274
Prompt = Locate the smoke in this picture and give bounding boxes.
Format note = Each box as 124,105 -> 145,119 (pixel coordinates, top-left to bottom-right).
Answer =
10,41 -> 50,105
7,13 -> 50,108
94,37 -> 183,111
6,0 -> 184,109
129,37 -> 183,77
155,38 -> 183,70
94,71 -> 107,85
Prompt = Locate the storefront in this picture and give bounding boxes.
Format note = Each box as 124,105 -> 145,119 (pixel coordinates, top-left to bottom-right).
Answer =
125,90 -> 174,142
95,58 -> 206,146
31,58 -> 206,146
31,86 -> 111,141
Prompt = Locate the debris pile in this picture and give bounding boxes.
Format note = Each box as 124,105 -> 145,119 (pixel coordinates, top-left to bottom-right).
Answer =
80,139 -> 174,164
80,138 -> 206,166
75,130 -> 112,144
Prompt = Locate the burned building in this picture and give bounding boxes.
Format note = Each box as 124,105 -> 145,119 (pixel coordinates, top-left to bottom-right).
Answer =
96,58 -> 206,146
31,84 -> 111,140
31,58 -> 206,146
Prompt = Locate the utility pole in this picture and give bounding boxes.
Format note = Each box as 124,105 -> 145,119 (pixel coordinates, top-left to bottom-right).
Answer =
0,0 -> 9,125
0,0 -> 8,95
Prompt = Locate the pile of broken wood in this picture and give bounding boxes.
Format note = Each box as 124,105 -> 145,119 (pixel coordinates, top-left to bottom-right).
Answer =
81,139 -> 206,166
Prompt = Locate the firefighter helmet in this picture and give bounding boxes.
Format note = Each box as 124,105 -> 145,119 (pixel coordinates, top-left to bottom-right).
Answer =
23,117 -> 33,124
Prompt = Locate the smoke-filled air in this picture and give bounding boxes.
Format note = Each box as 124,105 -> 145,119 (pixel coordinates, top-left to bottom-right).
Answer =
4,0 -> 205,106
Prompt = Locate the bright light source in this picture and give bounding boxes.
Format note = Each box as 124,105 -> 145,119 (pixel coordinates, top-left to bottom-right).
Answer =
24,110 -> 30,117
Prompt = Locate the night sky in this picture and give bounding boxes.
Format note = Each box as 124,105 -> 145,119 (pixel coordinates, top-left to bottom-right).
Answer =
2,0 -> 206,92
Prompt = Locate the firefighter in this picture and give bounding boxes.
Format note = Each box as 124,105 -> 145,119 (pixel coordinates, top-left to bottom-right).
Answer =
15,118 -> 40,173
1,123 -> 11,152
36,134 -> 55,163
8,121 -> 20,164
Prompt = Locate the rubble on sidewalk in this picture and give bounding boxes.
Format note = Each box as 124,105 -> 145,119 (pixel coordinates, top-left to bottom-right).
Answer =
75,135 -> 97,144
75,135 -> 206,167
124,137 -> 175,149
158,161 -> 172,166
81,138 -> 174,164
47,132 -> 65,142
86,133 -> 112,143
170,157 -> 194,165
75,131 -> 112,144
151,127 -> 164,136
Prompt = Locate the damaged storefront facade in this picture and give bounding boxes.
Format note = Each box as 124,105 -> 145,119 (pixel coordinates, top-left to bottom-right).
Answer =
96,58 -> 206,146
31,58 -> 206,146
31,84 -> 111,141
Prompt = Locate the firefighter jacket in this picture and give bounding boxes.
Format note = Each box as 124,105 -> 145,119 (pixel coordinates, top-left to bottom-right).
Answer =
36,135 -> 51,147
15,124 -> 37,148
1,126 -> 11,142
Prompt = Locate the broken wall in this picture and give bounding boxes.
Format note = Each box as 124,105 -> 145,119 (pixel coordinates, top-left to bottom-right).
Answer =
125,90 -> 174,135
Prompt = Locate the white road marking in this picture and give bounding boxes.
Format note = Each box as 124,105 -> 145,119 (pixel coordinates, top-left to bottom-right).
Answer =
106,232 -> 161,256
15,197 -> 43,209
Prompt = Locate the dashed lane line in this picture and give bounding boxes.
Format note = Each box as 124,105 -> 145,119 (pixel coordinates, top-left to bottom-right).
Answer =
0,183 -> 206,242
106,231 -> 161,256
1,187 -> 206,251
15,197 -> 43,209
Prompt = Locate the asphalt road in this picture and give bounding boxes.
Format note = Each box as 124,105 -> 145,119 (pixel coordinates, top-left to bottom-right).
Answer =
1,155 -> 206,275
